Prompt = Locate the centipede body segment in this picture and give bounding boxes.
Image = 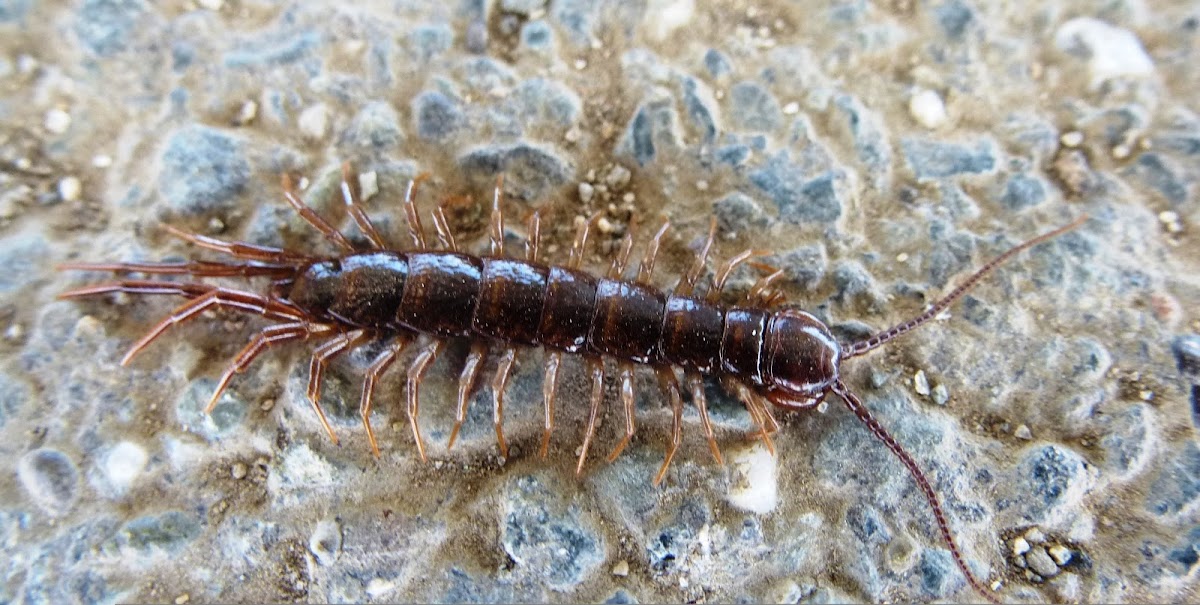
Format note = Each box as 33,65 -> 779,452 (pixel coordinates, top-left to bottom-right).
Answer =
59,163 -> 1086,603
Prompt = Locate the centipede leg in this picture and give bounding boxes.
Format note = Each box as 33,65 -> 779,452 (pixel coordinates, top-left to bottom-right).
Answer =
306,329 -> 370,406
405,340 -> 444,462
160,225 -> 310,263
431,205 -> 459,252
707,248 -> 768,303
281,173 -> 356,252
608,226 -> 636,278
675,216 -> 716,296
207,321 -> 323,418
403,173 -> 431,249
491,347 -> 517,458
540,350 -> 561,458
340,162 -> 388,249
727,378 -> 776,455
490,174 -> 506,256
448,342 -> 488,450
687,372 -> 723,465
119,287 -> 310,366
575,358 -> 605,475
359,337 -> 410,458
526,212 -> 541,262
636,220 -> 671,284
653,366 -> 684,486
606,362 -> 638,462
58,260 -> 300,279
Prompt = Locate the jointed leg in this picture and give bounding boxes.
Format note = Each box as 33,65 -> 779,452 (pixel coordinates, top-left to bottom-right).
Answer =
205,321 -> 319,415
405,340 -> 444,462
526,212 -> 541,262
340,162 -> 388,249
636,220 -> 671,285
745,264 -> 787,306
568,212 -> 602,270
306,329 -> 370,404
653,366 -> 684,486
161,225 -> 309,263
359,337 -> 410,457
448,342 -> 488,449
607,227 -> 636,279
490,175 -> 506,257
540,350 -> 562,458
606,362 -> 638,462
575,358 -> 605,475
431,205 -> 459,252
727,378 -> 777,454
492,347 -> 517,458
280,173 -> 355,252
687,373 -> 723,465
58,260 -> 299,279
675,217 -> 716,296
707,248 -> 767,303
403,173 -> 431,249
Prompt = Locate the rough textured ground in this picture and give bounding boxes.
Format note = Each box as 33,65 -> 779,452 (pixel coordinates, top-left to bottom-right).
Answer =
2,1 -> 1199,603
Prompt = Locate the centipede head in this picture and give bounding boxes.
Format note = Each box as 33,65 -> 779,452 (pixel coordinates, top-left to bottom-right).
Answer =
759,309 -> 841,410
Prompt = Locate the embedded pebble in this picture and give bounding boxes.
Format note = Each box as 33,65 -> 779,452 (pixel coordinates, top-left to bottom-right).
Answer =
57,176 -> 82,202
44,108 -> 71,134
913,370 -> 931,396
1048,544 -> 1073,566
230,462 -> 248,480
298,103 -> 330,140
1015,424 -> 1033,440
726,441 -> 778,514
931,383 -> 949,406
1012,536 -> 1031,556
309,518 -> 343,566
578,182 -> 594,203
611,560 -> 629,577
1026,547 -> 1060,578
1060,131 -> 1084,148
18,449 -> 79,516
1054,18 -> 1156,90
358,170 -> 379,201
103,441 -> 148,493
909,89 -> 947,129
159,125 -> 250,215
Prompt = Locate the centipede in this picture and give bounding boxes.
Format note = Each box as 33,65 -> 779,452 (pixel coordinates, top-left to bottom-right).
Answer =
58,162 -> 1086,603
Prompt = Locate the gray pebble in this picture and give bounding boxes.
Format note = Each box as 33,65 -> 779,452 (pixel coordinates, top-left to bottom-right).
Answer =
119,511 -> 200,554
846,504 -> 891,545
0,371 -> 27,429
727,81 -> 783,133
1173,335 -> 1200,376
918,549 -> 961,598
407,23 -> 454,63
1026,547 -> 1060,577
550,0 -> 598,46
341,101 -> 404,152
177,378 -> 247,438
619,97 -> 680,166
456,56 -> 518,94
158,125 -> 250,216
749,153 -> 845,223
713,191 -> 769,233
0,0 -> 31,21
999,173 -> 1048,211
18,449 -> 79,517
512,78 -> 582,130
1012,445 -> 1091,523
520,20 -> 555,52
502,475 -> 603,590
768,244 -> 826,292
0,235 -> 47,293
936,0 -> 974,39
1099,404 -> 1152,478
1128,153 -> 1191,208
831,260 -> 875,306
75,0 -> 144,56
834,94 -> 892,183
458,142 -> 571,200
224,30 -> 319,68
603,589 -> 639,604
902,138 -> 997,180
703,49 -> 732,79
501,0 -> 547,17
310,519 -> 343,566
411,90 -> 464,142
1145,441 -> 1200,516
680,77 -> 717,144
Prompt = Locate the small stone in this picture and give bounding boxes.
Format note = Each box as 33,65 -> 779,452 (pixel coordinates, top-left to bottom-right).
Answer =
92,154 -> 113,168
605,165 -> 631,189
358,171 -> 378,202
782,101 -> 800,114
175,593 -> 190,605
931,383 -> 949,405
596,217 -> 614,234
1112,144 -> 1131,159
999,173 -> 1047,210
645,0 -> 694,41
913,370 -> 931,396
196,0 -> 223,9
103,441 -> 148,493
412,90 -> 464,142
902,138 -> 996,180
1048,544 -> 1073,565
1015,424 -> 1033,440
44,108 -> 71,134
18,449 -> 79,516
1060,131 -> 1084,147
1159,211 -> 1182,234
1012,536 -> 1031,555
230,462 -> 248,480
909,89 -> 947,129
57,176 -> 82,202
234,100 -> 257,125
726,441 -> 778,513
159,125 -> 250,216
611,560 -> 629,577
298,104 -> 330,141
578,182 -> 594,203
1055,17 -> 1156,90
1026,547 -> 1060,577
309,518 -> 343,566
1024,527 -> 1046,543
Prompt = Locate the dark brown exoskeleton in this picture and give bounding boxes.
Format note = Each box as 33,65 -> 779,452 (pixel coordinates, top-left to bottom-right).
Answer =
60,163 -> 1085,604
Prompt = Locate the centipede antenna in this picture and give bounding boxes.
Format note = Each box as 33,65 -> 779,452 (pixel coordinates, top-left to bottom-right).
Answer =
843,215 -> 1087,359
832,379 -> 1000,604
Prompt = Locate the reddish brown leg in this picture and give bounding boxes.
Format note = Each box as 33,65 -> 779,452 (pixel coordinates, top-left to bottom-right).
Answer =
280,173 -> 355,252
405,340 -> 444,462
726,378 -> 777,454
745,265 -> 786,306
526,211 -> 541,262
653,366 -> 684,486
568,212 -> 602,270
687,372 -> 723,465
403,173 -> 431,249
307,329 -> 370,405
491,347 -> 517,458
448,342 -> 487,450
206,322 -> 319,414
607,227 -> 636,279
707,248 -> 767,303
575,358 -> 605,475
490,175 -> 506,257
58,260 -> 299,278
360,337 -> 410,458
59,280 -> 217,301
340,162 -> 388,249
606,362 -> 638,462
636,220 -> 671,284
161,225 -> 310,263
539,350 -> 562,458
833,380 -> 1000,604
675,216 -> 717,296
119,287 -> 310,366
431,204 -> 459,252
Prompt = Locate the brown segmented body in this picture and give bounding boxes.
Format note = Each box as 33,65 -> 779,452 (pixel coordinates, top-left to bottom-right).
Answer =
59,162 -> 1086,604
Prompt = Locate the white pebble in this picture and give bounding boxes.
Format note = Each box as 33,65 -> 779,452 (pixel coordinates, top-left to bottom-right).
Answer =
57,176 -> 82,202
103,441 -> 148,491
913,370 -> 931,396
1060,131 -> 1084,148
44,108 -> 71,134
196,0 -> 224,9
309,518 -> 343,566
1014,424 -> 1033,440
1012,536 -> 1031,555
92,154 -> 113,168
235,100 -> 258,125
726,441 -> 777,514
1048,544 -> 1073,565
782,101 -> 800,114
577,182 -> 595,203
298,103 -> 330,141
365,578 -> 396,599
908,89 -> 947,129
645,0 -> 694,41
358,171 -> 379,202
1054,18 -> 1156,90
611,560 -> 629,577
